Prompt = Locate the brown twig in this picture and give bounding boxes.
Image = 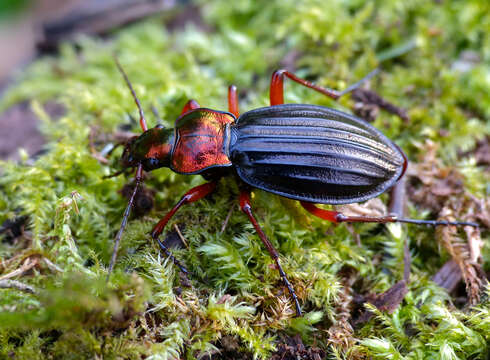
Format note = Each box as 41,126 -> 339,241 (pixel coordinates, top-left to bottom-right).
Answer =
0,279 -> 36,294
42,258 -> 64,273
388,175 -> 411,283
173,224 -> 188,248
0,257 -> 38,281
432,260 -> 462,292
220,204 -> 236,234
355,280 -> 409,325
352,88 -> 409,122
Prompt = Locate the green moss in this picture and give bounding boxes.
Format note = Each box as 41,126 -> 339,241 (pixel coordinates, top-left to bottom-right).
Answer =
1,1 -> 489,359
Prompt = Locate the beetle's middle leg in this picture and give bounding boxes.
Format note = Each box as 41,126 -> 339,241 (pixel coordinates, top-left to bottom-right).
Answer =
228,85 -> 240,117
239,188 -> 302,317
180,99 -> 200,115
150,181 -> 217,274
269,68 -> 379,105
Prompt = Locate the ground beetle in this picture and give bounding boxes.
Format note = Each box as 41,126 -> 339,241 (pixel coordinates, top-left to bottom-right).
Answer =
108,59 -> 478,316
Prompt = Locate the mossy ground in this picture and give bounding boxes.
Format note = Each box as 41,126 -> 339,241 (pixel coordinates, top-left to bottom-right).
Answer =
0,1 -> 489,359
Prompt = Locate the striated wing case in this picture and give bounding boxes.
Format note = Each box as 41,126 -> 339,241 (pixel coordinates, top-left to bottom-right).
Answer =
229,104 -> 406,204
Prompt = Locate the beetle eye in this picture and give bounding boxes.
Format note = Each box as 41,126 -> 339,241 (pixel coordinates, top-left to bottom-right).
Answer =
155,124 -> 165,129
143,158 -> 160,170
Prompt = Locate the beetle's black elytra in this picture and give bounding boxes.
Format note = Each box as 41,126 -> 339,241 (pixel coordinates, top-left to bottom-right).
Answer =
230,104 -> 405,204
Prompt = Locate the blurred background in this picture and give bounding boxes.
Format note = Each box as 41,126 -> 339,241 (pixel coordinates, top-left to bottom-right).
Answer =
0,0 -> 177,83
0,0 -> 179,160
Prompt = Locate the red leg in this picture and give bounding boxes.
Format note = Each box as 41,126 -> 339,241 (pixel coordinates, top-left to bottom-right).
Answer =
180,99 -> 200,115
301,201 -> 396,224
300,201 -> 478,227
151,181 -> 217,238
239,189 -> 302,316
228,85 -> 239,117
270,68 -> 379,106
151,181 -> 217,273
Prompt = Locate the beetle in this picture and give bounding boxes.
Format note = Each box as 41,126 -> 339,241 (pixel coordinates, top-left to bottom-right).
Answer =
107,59 -> 478,316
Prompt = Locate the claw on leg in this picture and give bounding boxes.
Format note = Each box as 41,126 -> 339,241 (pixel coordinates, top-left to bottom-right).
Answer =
150,181 -> 217,274
239,188 -> 302,316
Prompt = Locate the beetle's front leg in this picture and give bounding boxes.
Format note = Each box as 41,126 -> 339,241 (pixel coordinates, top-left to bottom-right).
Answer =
239,188 -> 302,317
151,181 -> 218,274
270,68 -> 379,105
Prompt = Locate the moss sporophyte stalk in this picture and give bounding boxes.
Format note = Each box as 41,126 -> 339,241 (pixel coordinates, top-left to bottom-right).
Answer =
0,1 -> 489,359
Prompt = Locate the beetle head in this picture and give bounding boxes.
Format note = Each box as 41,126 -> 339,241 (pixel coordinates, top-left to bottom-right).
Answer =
120,125 -> 174,172
120,136 -> 139,168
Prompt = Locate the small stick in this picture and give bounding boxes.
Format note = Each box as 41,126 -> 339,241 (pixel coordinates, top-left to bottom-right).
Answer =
220,203 -> 236,234
339,68 -> 380,97
42,258 -> 63,273
0,279 -> 36,294
388,176 -> 411,283
173,224 -> 188,248
0,257 -> 38,281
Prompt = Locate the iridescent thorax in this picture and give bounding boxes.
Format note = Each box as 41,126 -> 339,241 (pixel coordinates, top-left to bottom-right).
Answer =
171,108 -> 235,174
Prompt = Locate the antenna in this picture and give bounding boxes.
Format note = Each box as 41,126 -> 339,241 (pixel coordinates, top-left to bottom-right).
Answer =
107,164 -> 143,280
107,57 -> 148,280
114,56 -> 148,132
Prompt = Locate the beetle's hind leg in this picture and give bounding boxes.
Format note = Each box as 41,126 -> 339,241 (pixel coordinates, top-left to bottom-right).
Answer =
239,188 -> 302,317
150,181 -> 218,274
154,237 -> 190,275
270,68 -> 379,106
300,201 -> 479,227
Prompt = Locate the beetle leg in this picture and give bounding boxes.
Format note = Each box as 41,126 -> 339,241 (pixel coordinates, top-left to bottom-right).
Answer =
150,181 -> 218,274
270,68 -> 379,106
228,85 -> 240,117
300,201 -> 479,227
239,189 -> 302,317
301,201 -> 397,223
180,99 -> 200,115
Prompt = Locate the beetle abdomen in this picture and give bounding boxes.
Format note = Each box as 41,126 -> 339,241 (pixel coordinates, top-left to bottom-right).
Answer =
230,104 -> 406,204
